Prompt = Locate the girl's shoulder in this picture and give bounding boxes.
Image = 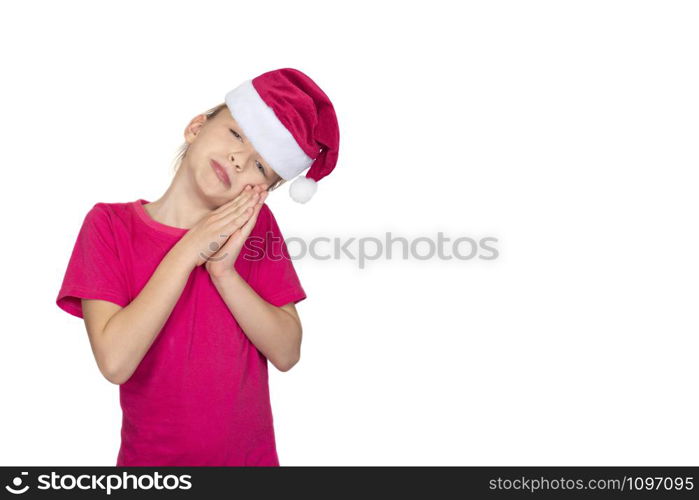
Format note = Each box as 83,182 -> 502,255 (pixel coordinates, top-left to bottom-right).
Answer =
86,200 -> 135,217
79,200 -> 140,237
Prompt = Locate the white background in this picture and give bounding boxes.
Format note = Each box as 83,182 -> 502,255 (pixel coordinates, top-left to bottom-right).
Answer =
1,0 -> 697,466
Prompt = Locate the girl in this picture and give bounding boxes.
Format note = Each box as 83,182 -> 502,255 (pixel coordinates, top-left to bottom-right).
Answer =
55,68 -> 340,466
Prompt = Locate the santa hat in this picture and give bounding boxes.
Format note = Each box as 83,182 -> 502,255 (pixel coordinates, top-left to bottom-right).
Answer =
224,68 -> 340,203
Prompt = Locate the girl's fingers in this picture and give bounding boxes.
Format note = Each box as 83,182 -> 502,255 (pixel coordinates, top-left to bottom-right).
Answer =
245,200 -> 263,225
213,184 -> 261,215
221,192 -> 260,223
236,203 -> 262,238
206,186 -> 264,245
234,206 -> 254,226
225,198 -> 261,236
212,187 -> 248,212
213,187 -> 255,218
220,187 -> 261,217
220,202 -> 259,252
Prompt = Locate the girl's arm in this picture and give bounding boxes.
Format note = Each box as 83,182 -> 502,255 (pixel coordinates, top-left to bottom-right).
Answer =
211,271 -> 302,372
85,246 -> 196,385
80,192 -> 259,384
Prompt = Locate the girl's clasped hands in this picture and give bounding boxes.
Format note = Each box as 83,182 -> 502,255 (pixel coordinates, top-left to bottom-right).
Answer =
177,184 -> 269,278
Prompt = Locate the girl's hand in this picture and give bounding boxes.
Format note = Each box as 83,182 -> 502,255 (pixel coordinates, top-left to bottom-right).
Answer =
205,185 -> 269,279
173,184 -> 267,269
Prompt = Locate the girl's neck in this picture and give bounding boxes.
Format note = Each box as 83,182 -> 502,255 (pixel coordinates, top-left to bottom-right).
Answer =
144,170 -> 214,229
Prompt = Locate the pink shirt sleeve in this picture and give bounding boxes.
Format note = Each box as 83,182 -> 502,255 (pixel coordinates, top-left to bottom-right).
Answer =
245,204 -> 307,307
56,203 -> 131,319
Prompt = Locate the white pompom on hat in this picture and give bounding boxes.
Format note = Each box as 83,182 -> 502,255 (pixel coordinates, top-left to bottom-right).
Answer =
224,68 -> 340,203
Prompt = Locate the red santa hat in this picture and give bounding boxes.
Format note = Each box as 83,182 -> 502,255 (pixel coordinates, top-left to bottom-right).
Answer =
224,68 -> 340,203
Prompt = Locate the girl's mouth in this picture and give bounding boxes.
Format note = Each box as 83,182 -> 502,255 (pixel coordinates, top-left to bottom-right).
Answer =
210,159 -> 231,188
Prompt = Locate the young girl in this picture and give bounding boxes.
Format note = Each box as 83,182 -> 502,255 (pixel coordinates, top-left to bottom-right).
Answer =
55,67 -> 340,466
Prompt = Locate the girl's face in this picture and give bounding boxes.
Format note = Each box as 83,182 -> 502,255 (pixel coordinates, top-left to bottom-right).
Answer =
182,108 -> 281,202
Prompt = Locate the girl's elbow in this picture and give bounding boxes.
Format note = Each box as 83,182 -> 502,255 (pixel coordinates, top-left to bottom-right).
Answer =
102,357 -> 132,385
270,324 -> 302,372
101,364 -> 124,385
274,349 -> 301,372
102,366 -> 125,385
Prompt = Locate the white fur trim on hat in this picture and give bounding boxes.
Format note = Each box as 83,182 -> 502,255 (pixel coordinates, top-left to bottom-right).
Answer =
289,176 -> 317,203
225,80 -> 313,181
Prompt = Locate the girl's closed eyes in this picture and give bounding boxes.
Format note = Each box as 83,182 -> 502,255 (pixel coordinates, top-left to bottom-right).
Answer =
229,128 -> 267,176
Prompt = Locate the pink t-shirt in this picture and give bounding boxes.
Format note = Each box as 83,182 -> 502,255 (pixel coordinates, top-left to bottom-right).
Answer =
56,199 -> 306,466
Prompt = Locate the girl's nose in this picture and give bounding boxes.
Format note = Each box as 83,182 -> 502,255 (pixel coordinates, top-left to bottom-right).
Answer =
229,155 -> 241,170
230,153 -> 248,171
